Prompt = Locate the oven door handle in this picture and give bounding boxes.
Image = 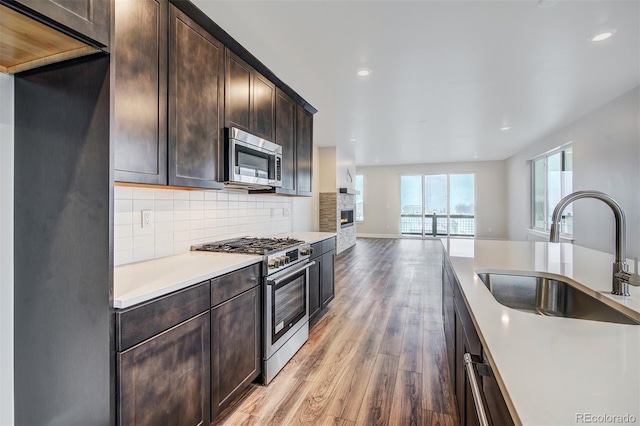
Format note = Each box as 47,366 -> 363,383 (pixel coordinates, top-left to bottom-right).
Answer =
268,261 -> 316,286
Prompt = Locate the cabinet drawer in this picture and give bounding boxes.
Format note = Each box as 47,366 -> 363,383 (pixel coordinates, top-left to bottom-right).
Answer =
116,281 -> 210,351
321,237 -> 335,254
211,262 -> 261,307
310,242 -> 322,260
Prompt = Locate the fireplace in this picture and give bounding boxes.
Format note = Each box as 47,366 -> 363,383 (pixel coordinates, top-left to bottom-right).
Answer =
340,209 -> 354,228
319,192 -> 356,253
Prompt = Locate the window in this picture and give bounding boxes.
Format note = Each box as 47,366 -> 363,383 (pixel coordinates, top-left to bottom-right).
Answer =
401,173 -> 475,237
355,175 -> 364,222
532,145 -> 573,235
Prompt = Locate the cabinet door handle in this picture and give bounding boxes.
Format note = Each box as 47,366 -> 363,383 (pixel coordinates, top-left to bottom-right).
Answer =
464,353 -> 491,426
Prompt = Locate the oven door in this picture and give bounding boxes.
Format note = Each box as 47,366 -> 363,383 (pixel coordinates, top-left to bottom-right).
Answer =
264,260 -> 314,358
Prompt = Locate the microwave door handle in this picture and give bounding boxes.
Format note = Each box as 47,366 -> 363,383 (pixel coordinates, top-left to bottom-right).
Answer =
268,261 -> 316,286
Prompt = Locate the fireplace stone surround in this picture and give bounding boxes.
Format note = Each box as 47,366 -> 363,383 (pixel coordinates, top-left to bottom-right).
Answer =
319,192 -> 356,253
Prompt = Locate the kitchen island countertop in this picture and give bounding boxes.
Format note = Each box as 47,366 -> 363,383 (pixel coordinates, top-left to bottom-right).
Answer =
448,240 -> 640,425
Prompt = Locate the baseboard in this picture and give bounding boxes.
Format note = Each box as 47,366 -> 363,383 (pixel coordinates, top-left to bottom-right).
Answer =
356,233 -> 402,239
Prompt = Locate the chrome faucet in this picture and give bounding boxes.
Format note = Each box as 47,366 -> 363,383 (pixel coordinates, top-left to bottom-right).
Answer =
549,190 -> 639,296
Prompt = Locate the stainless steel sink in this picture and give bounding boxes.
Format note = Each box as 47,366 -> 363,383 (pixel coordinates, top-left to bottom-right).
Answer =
476,272 -> 639,325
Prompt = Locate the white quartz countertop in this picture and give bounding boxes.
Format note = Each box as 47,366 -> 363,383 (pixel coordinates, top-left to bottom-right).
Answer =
448,240 -> 640,426
113,232 -> 335,309
113,252 -> 262,309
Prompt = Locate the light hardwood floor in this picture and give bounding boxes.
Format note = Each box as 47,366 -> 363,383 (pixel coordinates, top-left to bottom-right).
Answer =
216,238 -> 458,426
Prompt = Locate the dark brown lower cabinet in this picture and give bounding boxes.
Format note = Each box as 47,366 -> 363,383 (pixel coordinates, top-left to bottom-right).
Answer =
455,311 -> 481,426
309,237 -> 336,327
211,285 -> 261,419
482,350 -> 514,426
320,251 -> 335,307
442,253 -> 514,426
118,312 -> 211,426
308,260 -> 321,320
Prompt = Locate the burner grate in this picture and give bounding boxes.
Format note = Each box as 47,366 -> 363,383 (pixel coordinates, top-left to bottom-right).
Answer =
192,237 -> 304,255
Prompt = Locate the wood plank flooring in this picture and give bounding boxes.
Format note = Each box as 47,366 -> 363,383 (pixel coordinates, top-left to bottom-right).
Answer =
215,238 -> 458,426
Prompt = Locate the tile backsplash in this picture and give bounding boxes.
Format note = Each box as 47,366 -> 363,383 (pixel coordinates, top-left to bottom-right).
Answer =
114,186 -> 293,266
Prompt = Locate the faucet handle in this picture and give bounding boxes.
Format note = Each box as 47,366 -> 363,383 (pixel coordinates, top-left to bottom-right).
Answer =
631,258 -> 640,287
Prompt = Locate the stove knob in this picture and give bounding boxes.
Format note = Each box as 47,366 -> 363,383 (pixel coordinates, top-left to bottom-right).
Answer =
284,256 -> 290,264
268,260 -> 276,269
300,247 -> 312,256
277,257 -> 286,267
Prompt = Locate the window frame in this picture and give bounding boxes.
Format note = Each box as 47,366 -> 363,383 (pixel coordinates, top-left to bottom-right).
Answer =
399,172 -> 476,238
355,174 -> 364,223
530,143 -> 573,235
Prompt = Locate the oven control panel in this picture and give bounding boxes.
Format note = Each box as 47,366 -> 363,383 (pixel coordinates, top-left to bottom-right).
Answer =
267,244 -> 311,274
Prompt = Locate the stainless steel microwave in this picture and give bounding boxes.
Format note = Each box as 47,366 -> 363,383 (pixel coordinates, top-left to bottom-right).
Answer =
224,127 -> 282,189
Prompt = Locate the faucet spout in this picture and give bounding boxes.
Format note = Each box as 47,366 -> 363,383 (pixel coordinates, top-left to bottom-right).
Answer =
549,190 -> 630,296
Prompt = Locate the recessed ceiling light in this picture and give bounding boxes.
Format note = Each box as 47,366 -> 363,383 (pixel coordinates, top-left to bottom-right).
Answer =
473,153 -> 479,159
501,126 -> 511,131
357,68 -> 372,77
349,137 -> 356,142
590,30 -> 616,42
537,0 -> 559,8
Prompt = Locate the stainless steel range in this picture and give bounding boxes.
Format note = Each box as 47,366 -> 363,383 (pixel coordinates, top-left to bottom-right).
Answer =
192,237 -> 314,384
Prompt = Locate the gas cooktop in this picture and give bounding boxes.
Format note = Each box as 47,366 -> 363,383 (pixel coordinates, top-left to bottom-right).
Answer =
191,237 -> 305,255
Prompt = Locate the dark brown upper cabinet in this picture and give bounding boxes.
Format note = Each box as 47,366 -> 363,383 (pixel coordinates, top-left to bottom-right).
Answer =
168,5 -> 224,189
273,88 -> 297,194
296,105 -> 313,196
112,0 -> 168,185
14,0 -> 109,47
225,48 -> 275,142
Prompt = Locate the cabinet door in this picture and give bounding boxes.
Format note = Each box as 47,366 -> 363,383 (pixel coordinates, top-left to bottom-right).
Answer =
274,88 -> 296,194
211,286 -> 261,419
16,0 -> 109,47
118,312 -> 211,426
455,302 -> 484,426
296,105 -> 313,196
308,258 -> 321,322
113,0 -> 168,185
252,71 -> 275,141
168,5 -> 224,189
483,350 -> 515,426
321,251 -> 335,307
454,312 -> 466,425
442,263 -> 455,391
225,48 -> 252,133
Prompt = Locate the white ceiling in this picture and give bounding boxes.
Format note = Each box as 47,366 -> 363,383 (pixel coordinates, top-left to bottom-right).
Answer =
193,0 -> 640,166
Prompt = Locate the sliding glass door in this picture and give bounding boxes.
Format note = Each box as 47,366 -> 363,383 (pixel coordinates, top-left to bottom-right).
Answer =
401,173 -> 475,238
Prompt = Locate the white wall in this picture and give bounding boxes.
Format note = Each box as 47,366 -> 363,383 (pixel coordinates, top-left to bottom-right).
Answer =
318,145 -> 357,193
0,72 -> 15,426
318,147 -> 336,193
356,160 -> 507,239
336,146 -> 356,191
506,86 -> 640,259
